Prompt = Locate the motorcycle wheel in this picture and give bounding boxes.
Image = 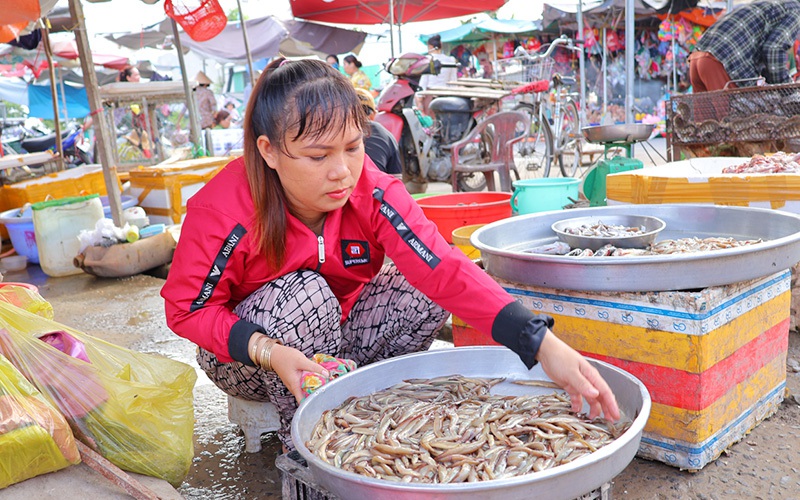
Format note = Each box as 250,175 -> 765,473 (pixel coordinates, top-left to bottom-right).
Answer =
399,127 -> 427,194
557,100 -> 583,178
455,129 -> 491,192
513,102 -> 553,178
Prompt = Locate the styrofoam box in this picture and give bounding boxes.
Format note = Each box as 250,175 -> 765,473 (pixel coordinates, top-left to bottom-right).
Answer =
606,157 -> 800,214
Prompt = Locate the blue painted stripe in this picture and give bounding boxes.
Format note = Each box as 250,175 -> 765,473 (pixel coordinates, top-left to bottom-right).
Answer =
503,270 -> 790,321
639,381 -> 785,454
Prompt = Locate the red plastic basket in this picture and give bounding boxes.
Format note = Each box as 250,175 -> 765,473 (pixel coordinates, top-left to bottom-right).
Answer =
164,0 -> 227,42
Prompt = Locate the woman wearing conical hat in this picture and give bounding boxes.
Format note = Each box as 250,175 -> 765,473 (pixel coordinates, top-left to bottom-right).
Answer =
195,71 -> 218,130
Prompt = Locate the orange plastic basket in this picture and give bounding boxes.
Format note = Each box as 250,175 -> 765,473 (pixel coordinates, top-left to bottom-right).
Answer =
164,0 -> 227,42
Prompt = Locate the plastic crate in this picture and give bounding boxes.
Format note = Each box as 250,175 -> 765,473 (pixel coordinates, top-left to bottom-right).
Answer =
276,450 -> 612,499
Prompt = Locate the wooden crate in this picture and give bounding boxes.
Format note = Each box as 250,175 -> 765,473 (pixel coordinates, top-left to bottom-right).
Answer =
127,156 -> 230,225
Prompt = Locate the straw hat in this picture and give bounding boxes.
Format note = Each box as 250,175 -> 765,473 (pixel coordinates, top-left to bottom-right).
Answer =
195,71 -> 213,85
355,88 -> 375,115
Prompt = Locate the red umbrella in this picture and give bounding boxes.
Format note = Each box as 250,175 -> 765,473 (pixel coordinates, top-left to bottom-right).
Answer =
290,0 -> 507,25
291,0 -> 507,57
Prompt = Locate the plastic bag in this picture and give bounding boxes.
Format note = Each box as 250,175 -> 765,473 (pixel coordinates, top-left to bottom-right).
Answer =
0,301 -> 197,487
0,283 -> 54,319
0,353 -> 80,488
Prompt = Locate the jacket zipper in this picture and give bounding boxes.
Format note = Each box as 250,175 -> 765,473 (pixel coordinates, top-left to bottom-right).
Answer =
315,218 -> 326,271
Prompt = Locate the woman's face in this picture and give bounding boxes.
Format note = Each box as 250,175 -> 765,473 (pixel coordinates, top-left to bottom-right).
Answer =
219,115 -> 232,128
128,68 -> 141,82
257,121 -> 364,227
342,60 -> 356,76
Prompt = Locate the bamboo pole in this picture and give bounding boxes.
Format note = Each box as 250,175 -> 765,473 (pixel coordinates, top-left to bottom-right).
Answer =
68,0 -> 123,226
41,20 -> 64,170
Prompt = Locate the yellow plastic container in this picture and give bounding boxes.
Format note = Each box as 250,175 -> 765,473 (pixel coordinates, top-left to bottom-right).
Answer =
451,224 -> 485,260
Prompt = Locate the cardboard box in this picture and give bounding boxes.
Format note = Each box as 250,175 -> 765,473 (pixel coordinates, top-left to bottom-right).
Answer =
493,270 -> 791,470
606,157 -> 800,212
127,157 -> 230,225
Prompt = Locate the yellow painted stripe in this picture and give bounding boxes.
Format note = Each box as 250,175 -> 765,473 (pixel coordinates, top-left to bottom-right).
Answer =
552,291 -> 789,373
642,355 -> 785,442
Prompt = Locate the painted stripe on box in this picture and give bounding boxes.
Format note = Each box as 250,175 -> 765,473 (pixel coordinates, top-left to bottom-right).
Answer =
503,271 -> 790,336
637,382 -> 785,470
642,356 -> 786,441
582,319 -> 788,410
553,299 -> 788,373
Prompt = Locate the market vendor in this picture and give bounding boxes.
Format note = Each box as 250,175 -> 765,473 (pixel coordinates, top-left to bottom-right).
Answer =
161,58 -> 620,451
688,0 -> 800,92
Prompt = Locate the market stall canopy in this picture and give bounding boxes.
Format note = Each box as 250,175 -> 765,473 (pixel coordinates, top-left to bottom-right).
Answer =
177,15 -> 367,62
542,0 -> 655,28
290,0 -> 509,25
420,18 -> 543,44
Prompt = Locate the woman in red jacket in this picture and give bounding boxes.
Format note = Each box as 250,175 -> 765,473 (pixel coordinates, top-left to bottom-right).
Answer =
162,58 -> 619,451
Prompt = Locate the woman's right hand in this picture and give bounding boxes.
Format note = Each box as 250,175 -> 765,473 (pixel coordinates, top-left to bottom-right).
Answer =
270,344 -> 329,403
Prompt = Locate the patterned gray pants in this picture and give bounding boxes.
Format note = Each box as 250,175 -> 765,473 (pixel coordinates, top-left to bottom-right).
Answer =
197,263 -> 449,449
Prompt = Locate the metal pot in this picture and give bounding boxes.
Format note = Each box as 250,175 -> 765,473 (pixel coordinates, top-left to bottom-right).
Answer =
292,347 -> 651,500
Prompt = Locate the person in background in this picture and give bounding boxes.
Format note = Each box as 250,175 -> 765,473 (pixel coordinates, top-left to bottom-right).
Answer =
326,54 -> 340,70
195,71 -> 218,129
224,102 -> 242,126
342,54 -> 372,92
213,110 -> 232,129
354,88 -> 401,175
688,0 -> 800,92
119,66 -> 141,83
416,34 -> 459,114
161,58 -> 620,452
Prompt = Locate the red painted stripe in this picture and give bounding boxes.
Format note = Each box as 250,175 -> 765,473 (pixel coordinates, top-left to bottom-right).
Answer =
583,318 -> 789,411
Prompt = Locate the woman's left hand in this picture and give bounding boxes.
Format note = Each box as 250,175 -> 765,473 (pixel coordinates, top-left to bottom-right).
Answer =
270,344 -> 330,403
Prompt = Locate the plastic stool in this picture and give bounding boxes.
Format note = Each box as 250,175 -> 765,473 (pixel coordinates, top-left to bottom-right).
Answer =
227,395 -> 281,453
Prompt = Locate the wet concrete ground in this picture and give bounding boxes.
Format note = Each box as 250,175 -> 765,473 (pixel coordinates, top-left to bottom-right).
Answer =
5,263 -> 799,500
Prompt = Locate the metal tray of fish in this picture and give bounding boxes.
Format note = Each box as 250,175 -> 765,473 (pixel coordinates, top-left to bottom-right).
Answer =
292,347 -> 650,500
471,204 -> 800,292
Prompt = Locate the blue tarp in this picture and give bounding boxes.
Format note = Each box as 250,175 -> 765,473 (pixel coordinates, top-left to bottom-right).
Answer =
27,84 -> 90,120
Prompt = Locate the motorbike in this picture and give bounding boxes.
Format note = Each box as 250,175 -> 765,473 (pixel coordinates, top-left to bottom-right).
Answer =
375,54 -> 494,194
19,122 -> 93,167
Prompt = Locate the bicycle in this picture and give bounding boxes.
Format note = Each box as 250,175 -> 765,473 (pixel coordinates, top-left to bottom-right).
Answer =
503,36 -> 584,178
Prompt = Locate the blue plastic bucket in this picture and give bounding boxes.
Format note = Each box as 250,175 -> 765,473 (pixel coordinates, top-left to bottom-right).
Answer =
511,178 -> 580,215
0,207 -> 38,264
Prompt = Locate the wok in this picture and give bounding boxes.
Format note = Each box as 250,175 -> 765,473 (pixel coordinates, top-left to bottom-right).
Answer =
582,124 -> 654,144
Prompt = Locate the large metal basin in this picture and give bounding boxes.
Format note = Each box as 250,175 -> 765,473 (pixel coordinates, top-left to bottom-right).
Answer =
292,347 -> 651,500
471,204 -> 800,292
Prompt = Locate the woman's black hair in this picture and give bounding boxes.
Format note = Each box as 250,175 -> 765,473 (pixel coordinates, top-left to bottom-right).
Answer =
428,34 -> 442,50
247,58 -> 369,158
343,54 -> 362,68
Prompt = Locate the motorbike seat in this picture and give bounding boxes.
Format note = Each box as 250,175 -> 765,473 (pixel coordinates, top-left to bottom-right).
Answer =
20,129 -> 71,153
552,74 -> 576,88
